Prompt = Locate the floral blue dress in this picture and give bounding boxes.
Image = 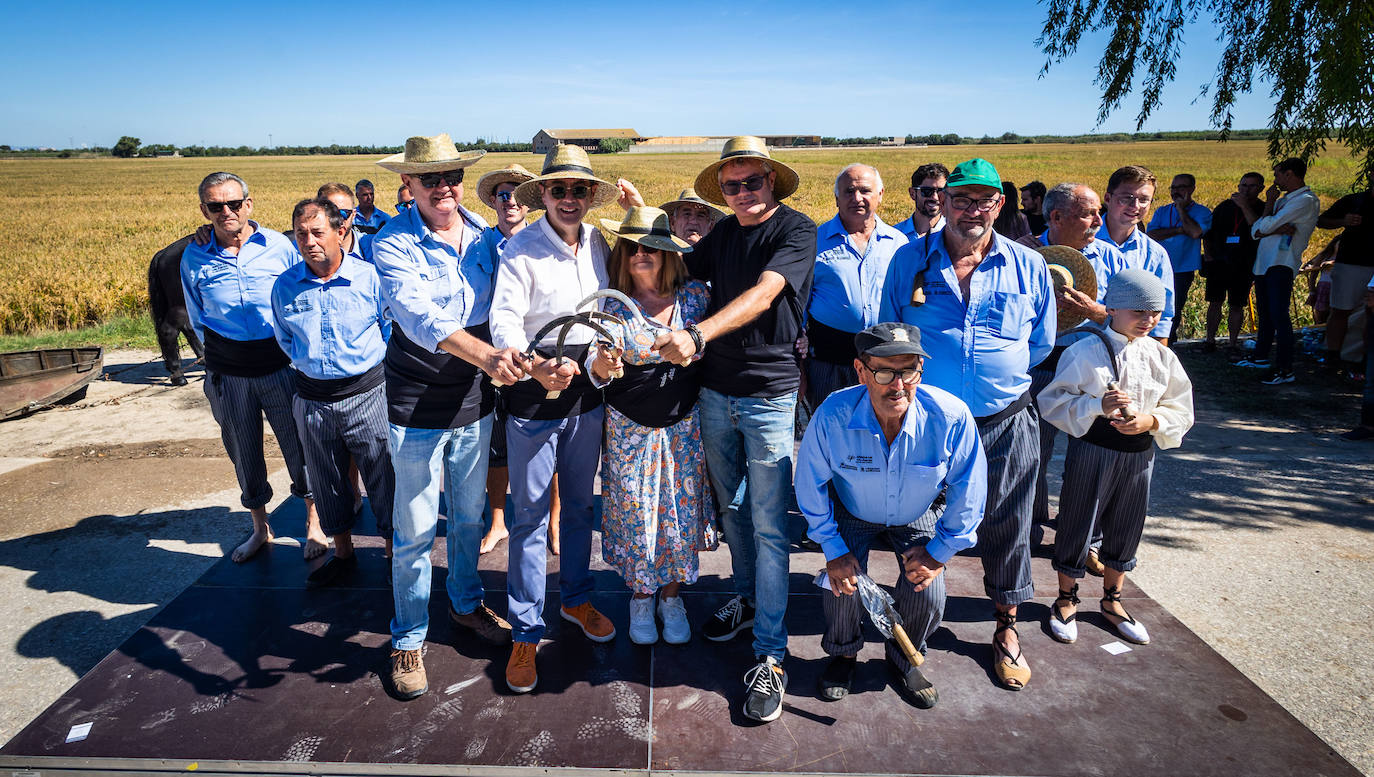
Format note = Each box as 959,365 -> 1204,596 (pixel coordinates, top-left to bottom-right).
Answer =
599,280 -> 717,594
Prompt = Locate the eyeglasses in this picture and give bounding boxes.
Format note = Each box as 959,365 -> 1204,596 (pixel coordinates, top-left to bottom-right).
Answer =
631,243 -> 661,255
203,199 -> 246,214
546,183 -> 592,201
720,174 -> 767,197
863,362 -> 922,385
337,207 -> 354,220
1111,194 -> 1153,207
396,201 -> 413,210
915,186 -> 945,198
948,194 -> 1001,213
415,170 -> 464,188
495,191 -> 518,203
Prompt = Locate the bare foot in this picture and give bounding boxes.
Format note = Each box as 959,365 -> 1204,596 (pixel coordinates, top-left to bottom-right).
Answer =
231,525 -> 274,563
480,527 -> 508,554
303,532 -> 329,561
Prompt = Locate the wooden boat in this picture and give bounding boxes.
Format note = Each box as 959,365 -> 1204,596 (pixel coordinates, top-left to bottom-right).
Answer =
0,347 -> 103,420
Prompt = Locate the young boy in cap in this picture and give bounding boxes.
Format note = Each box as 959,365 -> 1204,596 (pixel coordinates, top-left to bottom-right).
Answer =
1036,269 -> 1194,646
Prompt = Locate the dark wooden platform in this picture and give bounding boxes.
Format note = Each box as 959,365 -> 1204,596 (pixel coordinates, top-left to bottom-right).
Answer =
0,498 -> 1360,776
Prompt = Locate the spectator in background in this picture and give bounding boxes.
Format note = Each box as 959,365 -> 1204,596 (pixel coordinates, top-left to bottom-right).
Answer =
1020,181 -> 1047,234
1240,158 -> 1321,385
994,181 -> 1031,241
396,184 -> 414,212
353,179 -> 390,234
1340,278 -> 1374,441
1147,174 -> 1212,345
1316,182 -> 1374,373
1096,165 -> 1176,344
895,163 -> 948,240
317,182 -> 374,262
660,187 -> 724,246
1201,172 -> 1264,352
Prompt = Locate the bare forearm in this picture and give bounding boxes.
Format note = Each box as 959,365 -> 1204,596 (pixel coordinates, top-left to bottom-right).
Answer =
696,273 -> 786,343
439,328 -> 497,368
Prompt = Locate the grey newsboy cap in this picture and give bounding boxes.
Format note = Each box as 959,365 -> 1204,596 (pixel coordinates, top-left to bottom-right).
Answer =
1103,269 -> 1167,311
855,322 -> 929,359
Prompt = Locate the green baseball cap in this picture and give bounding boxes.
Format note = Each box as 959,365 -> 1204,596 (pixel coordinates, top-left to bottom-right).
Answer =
946,158 -> 1001,190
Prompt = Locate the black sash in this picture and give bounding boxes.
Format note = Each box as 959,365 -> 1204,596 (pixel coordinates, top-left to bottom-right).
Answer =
604,360 -> 701,428
975,390 -> 1032,428
1081,416 -> 1153,452
293,363 -> 385,402
384,325 -> 495,429
203,328 -> 290,377
808,318 -> 859,365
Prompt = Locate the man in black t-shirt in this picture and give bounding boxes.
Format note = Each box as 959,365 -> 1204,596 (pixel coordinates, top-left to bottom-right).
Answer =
655,136 -> 817,724
1317,184 -> 1374,369
1202,172 -> 1265,351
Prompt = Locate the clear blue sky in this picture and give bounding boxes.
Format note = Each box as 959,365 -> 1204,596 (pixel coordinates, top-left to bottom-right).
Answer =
0,0 -> 1276,149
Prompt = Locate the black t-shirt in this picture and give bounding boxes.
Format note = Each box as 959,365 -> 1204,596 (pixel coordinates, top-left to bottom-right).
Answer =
1023,209 -> 1047,236
685,203 -> 816,398
1320,192 -> 1374,267
1205,200 -> 1260,268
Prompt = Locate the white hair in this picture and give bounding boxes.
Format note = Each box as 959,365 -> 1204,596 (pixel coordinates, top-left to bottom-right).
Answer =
834,163 -> 884,196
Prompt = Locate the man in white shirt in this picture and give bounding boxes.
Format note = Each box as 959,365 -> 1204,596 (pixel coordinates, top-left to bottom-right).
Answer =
1242,158 -> 1321,385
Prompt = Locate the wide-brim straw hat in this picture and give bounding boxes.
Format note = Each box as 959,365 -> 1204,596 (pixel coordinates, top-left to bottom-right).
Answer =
476,164 -> 536,209
1037,244 -> 1099,332
376,133 -> 486,174
514,145 -> 619,210
600,206 -> 693,253
659,187 -> 726,222
693,136 -> 800,206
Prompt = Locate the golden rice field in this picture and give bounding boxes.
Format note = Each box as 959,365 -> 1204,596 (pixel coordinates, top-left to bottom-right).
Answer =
0,140 -> 1362,338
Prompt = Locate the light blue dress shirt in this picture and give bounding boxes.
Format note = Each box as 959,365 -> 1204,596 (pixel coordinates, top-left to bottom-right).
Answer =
796,383 -> 987,563
180,222 -> 299,343
1095,224 -> 1176,338
354,207 -> 390,232
270,253 -> 390,380
370,203 -> 492,352
808,215 -> 909,332
894,215 -> 944,241
1147,202 -> 1213,273
878,232 -> 1055,417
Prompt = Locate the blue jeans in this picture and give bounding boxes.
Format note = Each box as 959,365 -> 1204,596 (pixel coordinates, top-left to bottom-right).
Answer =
388,415 -> 492,651
1253,266 -> 1295,371
697,387 -> 796,662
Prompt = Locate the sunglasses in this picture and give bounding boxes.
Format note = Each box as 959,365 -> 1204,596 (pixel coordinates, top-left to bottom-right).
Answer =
720,174 -> 767,197
415,170 -> 464,188
863,363 -> 922,385
631,243 -> 662,255
495,191 -> 518,203
396,201 -> 412,210
337,207 -> 354,220
546,183 -> 592,201
203,199 -> 246,214
915,186 -> 945,198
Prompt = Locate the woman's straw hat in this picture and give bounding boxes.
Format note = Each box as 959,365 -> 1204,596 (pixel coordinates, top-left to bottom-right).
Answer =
476,164 -> 536,209
659,187 -> 725,223
1037,244 -> 1099,332
600,206 -> 693,253
376,133 -> 486,174
514,145 -> 619,210
693,136 -> 800,206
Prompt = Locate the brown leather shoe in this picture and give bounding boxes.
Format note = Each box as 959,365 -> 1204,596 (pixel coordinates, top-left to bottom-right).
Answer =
560,601 -> 616,642
390,648 -> 427,700
506,641 -> 538,693
450,604 -> 513,645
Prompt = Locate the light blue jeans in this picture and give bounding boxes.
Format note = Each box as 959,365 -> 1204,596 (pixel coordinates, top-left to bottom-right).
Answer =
388,415 -> 492,651
697,387 -> 796,661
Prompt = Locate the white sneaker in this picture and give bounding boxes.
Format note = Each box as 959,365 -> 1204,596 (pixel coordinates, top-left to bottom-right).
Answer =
628,596 -> 658,645
658,595 -> 690,644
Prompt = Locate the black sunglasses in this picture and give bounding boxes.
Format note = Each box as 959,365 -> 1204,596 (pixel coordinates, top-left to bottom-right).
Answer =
416,170 -> 464,188
546,183 -> 592,201
203,199 -> 246,214
495,191 -> 518,203
915,186 -> 945,197
720,174 -> 767,197
337,207 -> 354,220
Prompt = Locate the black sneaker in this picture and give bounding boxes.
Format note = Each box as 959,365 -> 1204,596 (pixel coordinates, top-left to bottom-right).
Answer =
742,655 -> 787,722
891,659 -> 939,709
818,655 -> 856,701
702,596 -> 755,642
1259,370 -> 1295,385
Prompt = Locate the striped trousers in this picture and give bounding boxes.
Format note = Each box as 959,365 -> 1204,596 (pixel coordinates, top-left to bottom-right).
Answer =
1031,365 -> 1103,547
820,496 -> 944,675
976,404 -> 1038,606
292,383 -> 394,538
203,367 -> 311,510
1053,437 -> 1154,578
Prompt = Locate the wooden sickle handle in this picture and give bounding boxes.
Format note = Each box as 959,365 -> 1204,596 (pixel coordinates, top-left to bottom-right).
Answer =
892,623 -> 924,667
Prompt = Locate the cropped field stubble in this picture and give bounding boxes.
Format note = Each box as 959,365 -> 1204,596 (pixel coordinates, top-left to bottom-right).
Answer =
0,141 -> 1360,337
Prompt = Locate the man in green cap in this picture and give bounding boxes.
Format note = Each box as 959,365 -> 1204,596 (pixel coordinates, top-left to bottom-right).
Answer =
880,158 -> 1056,691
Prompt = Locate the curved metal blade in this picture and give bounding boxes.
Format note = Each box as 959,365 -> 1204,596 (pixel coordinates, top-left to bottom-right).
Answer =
577,289 -> 649,328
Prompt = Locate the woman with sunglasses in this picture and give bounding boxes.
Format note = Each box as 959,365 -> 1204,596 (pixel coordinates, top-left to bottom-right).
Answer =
589,206 -> 715,646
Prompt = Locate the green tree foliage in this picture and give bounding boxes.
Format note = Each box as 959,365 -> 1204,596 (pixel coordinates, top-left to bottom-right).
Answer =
1037,0 -> 1374,189
111,136 -> 140,158
597,137 -> 632,154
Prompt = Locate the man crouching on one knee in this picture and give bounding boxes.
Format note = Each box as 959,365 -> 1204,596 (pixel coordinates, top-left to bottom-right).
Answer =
794,322 -> 986,708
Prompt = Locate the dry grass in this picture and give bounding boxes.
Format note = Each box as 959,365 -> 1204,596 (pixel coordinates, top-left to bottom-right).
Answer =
0,140 -> 1361,338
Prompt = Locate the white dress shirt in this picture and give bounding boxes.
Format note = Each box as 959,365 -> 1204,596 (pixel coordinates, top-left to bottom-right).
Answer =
1252,186 -> 1321,275
490,216 -> 610,352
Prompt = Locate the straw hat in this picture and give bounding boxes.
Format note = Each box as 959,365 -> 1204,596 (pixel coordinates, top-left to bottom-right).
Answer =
659,188 -> 725,223
600,207 -> 693,253
1037,244 -> 1099,332
513,145 -> 619,210
693,136 -> 800,206
476,164 -> 536,209
376,133 -> 486,174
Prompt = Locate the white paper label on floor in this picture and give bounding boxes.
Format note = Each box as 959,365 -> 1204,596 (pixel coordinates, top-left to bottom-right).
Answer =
1101,641 -> 1132,655
66,722 -> 93,743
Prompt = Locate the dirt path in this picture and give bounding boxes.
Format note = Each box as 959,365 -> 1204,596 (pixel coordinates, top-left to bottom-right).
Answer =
0,347 -> 1369,774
